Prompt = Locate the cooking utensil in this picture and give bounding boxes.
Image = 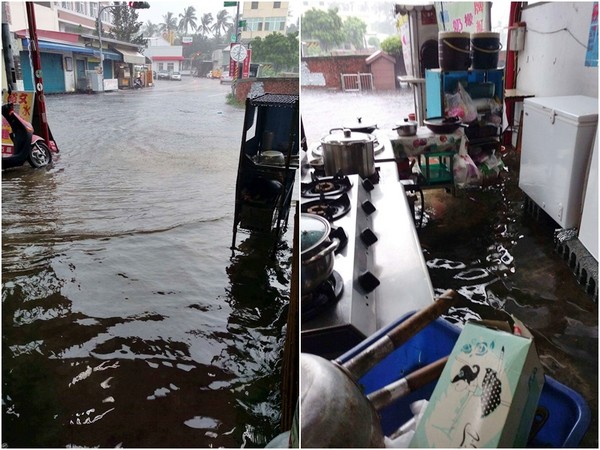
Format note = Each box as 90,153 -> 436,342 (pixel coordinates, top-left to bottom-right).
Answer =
301,290 -> 459,448
393,118 -> 418,136
321,128 -> 376,178
344,117 -> 378,134
423,116 -> 462,134
301,213 -> 339,293
259,150 -> 285,165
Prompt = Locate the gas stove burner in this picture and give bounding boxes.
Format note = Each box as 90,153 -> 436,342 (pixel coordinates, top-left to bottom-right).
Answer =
301,271 -> 344,322
301,174 -> 352,198
301,193 -> 351,222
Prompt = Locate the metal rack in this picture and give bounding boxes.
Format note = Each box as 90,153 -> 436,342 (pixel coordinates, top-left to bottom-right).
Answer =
231,93 -> 299,253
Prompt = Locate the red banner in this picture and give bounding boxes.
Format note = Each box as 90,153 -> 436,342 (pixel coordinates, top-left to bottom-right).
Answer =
242,49 -> 252,78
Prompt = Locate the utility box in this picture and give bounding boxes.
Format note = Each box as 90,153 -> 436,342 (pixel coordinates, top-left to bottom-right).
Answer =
519,95 -> 598,229
86,70 -> 103,92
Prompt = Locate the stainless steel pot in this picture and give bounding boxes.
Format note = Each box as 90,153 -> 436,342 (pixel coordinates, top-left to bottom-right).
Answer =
393,119 -> 418,136
301,213 -> 339,294
321,128 -> 376,178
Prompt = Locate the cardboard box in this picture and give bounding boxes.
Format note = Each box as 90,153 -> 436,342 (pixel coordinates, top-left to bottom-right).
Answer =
410,321 -> 545,447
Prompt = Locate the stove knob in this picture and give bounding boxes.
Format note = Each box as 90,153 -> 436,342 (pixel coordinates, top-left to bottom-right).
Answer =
358,271 -> 380,293
362,178 -> 375,192
361,200 -> 376,215
360,228 -> 378,247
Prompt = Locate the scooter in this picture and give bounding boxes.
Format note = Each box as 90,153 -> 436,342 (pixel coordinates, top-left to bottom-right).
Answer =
2,102 -> 52,169
133,77 -> 143,89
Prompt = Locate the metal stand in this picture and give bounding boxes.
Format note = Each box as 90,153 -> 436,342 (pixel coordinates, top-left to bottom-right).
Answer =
231,93 -> 299,256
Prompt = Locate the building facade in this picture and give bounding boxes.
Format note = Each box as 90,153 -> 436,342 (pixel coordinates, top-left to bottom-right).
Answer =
240,1 -> 290,42
3,2 -> 148,93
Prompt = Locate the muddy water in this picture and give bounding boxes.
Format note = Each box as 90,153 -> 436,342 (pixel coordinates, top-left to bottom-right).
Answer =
2,79 -> 293,447
302,88 -> 598,447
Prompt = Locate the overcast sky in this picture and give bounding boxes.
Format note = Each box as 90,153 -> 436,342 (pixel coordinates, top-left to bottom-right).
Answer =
135,1 -> 239,26
136,1 -> 299,27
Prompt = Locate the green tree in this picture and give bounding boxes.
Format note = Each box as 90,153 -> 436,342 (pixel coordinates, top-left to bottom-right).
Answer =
142,20 -> 160,38
178,6 -> 198,34
199,13 -> 214,37
212,9 -> 232,40
250,31 -> 299,73
368,36 -> 381,48
301,7 -> 345,53
380,34 -> 402,55
109,2 -> 145,46
160,11 -> 178,42
342,16 -> 367,50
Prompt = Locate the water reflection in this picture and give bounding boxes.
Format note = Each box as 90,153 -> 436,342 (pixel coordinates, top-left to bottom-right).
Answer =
214,232 -> 293,447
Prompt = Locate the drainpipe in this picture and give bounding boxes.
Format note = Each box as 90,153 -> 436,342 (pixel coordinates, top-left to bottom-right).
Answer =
2,22 -> 16,92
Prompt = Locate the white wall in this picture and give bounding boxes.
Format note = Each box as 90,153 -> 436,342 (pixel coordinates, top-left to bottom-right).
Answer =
517,2 -> 598,97
6,3 -> 58,32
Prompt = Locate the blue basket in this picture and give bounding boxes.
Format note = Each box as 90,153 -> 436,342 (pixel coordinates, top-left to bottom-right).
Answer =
336,312 -> 591,448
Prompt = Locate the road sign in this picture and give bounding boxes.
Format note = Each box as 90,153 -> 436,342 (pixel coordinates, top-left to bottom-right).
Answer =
230,44 -> 247,62
224,1 -> 237,6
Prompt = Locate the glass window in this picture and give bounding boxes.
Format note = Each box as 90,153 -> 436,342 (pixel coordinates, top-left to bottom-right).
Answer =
90,3 -> 97,17
167,63 -> 174,72
264,17 -> 285,32
158,63 -> 164,70
274,2 -> 281,8
245,17 -> 263,32
251,2 -> 258,9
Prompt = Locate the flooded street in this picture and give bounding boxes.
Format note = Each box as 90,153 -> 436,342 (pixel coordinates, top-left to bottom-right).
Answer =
302,87 -> 598,447
2,78 -> 294,447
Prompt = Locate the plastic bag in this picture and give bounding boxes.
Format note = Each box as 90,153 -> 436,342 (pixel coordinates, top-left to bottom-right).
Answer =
453,152 -> 481,188
445,83 -> 478,123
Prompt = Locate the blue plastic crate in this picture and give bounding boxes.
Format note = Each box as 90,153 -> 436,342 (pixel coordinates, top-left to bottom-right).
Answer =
337,312 -> 591,448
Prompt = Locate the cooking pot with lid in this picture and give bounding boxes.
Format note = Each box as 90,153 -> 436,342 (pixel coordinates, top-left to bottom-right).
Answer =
344,117 -> 378,134
301,213 -> 339,294
321,128 -> 376,178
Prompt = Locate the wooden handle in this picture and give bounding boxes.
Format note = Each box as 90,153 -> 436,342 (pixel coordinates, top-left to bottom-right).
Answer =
337,289 -> 459,380
367,356 -> 449,411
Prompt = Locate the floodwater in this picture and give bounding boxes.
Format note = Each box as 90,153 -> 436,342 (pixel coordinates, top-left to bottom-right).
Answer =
2,78 -> 294,447
302,87 -> 598,448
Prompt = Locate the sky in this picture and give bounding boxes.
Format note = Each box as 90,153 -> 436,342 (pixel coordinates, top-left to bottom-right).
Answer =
135,1 -> 239,27
135,1 -> 300,28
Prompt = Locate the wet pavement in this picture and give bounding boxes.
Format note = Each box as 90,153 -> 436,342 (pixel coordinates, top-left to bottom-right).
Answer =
2,78 -> 294,447
302,87 -> 598,448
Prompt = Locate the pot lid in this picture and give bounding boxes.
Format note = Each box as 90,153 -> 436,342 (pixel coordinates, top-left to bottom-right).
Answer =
344,117 -> 378,130
321,128 -> 375,145
301,213 -> 331,254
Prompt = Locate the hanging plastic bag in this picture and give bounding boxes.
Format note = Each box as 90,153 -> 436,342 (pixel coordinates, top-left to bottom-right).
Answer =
453,153 -> 481,188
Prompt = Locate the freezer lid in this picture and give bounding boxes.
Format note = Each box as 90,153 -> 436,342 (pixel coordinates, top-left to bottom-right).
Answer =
524,95 -> 598,124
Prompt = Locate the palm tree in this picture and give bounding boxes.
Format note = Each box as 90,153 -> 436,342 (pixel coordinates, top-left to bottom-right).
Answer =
178,6 -> 198,35
212,9 -> 232,39
199,12 -> 214,37
160,11 -> 178,44
142,20 -> 160,38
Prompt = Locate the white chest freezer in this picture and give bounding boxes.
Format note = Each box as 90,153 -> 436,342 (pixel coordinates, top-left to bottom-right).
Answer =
519,95 -> 598,229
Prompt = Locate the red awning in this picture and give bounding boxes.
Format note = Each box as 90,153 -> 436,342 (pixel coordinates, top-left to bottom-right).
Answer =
151,56 -> 185,61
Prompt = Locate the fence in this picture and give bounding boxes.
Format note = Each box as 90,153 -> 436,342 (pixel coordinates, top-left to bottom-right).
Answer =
340,73 -> 374,92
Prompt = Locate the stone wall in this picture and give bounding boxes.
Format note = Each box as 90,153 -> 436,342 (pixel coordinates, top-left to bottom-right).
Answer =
234,77 -> 299,103
301,56 -> 369,90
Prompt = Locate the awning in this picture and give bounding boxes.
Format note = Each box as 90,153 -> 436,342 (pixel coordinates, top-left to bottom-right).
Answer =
151,55 -> 185,61
115,48 -> 146,65
21,38 -> 121,61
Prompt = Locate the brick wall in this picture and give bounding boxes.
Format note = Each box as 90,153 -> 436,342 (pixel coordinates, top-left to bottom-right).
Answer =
235,77 -> 299,103
301,56 -> 369,90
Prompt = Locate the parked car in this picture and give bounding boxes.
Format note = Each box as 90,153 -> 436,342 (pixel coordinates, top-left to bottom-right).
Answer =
157,71 -> 169,80
220,74 -> 234,84
170,72 -> 182,81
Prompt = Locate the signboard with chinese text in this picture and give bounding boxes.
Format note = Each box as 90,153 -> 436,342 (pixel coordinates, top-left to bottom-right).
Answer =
435,1 -> 490,33
242,49 -> 252,78
2,91 -> 35,157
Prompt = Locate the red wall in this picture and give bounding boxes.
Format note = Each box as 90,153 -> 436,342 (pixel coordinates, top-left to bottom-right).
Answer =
235,77 -> 299,103
302,56 -> 369,90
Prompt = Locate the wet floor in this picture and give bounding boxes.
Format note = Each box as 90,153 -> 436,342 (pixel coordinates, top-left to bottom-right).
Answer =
302,87 -> 598,448
2,78 -> 294,447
